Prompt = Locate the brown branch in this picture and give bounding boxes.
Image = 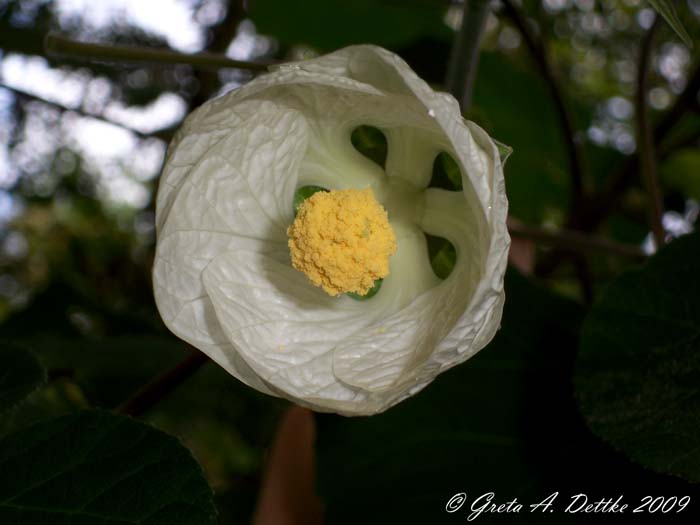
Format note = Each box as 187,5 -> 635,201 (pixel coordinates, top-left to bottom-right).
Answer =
45,34 -> 272,72
570,128 -> 696,237
116,348 -> 209,417
536,54 -> 700,276
572,61 -> 700,234
635,19 -> 665,247
0,82 -> 175,141
500,0 -> 585,217
508,220 -> 647,260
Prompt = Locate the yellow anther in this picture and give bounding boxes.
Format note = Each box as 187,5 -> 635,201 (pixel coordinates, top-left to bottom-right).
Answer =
287,188 -> 397,296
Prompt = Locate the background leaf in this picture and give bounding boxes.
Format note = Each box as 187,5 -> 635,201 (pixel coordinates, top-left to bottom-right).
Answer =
575,232 -> 700,482
249,0 -> 449,51
0,342 -> 45,415
660,148 -> 700,200
0,410 -> 218,524
472,52 -> 589,224
648,0 -> 693,48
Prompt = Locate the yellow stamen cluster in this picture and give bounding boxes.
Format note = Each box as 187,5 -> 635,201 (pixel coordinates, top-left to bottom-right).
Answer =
287,188 -> 397,296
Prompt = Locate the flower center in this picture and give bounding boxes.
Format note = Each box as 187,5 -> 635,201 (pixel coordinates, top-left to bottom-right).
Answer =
287,188 -> 397,297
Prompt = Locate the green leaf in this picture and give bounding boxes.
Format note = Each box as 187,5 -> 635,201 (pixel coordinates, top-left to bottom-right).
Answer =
0,410 -> 217,524
575,232 -> 700,483
0,378 -> 90,440
472,52 -> 588,224
648,0 -> 693,48
3,334 -> 192,409
249,0 -> 450,52
660,148 -> 700,200
0,342 -> 45,415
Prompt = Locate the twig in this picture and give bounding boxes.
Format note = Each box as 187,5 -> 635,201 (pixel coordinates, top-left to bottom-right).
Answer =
561,123 -> 698,237
569,60 -> 700,234
536,58 -> 700,277
635,19 -> 665,247
116,348 -> 209,417
508,221 -> 647,260
446,0 -> 492,111
0,82 -> 175,141
45,34 -> 272,72
500,0 -> 585,216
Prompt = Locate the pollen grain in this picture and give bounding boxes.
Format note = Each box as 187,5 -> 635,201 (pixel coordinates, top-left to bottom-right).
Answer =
287,188 -> 397,296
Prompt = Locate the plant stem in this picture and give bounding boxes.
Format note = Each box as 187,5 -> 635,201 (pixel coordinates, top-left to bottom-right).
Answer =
500,0 -> 585,216
446,0 -> 492,111
508,221 -> 647,260
44,34 -> 271,72
635,19 -> 665,248
116,348 -> 209,417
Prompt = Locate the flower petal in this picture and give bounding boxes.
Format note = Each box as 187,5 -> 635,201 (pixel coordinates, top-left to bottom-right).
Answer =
154,98 -> 311,390
331,225 -> 441,391
155,45 -> 510,415
424,121 -> 510,370
201,250 -> 378,408
384,126 -> 441,187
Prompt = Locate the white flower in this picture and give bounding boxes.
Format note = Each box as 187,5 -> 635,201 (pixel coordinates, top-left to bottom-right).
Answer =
153,45 -> 509,416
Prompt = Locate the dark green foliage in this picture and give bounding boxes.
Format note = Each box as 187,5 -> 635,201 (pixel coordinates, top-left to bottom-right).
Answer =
249,0 -> 449,51
316,270 -> 699,524
661,148 -> 700,201
472,52 -> 581,223
648,0 -> 693,47
0,410 -> 217,524
576,233 -> 700,483
0,342 -> 45,415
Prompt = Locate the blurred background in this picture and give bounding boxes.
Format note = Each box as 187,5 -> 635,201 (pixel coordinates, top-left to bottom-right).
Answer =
0,0 -> 699,522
